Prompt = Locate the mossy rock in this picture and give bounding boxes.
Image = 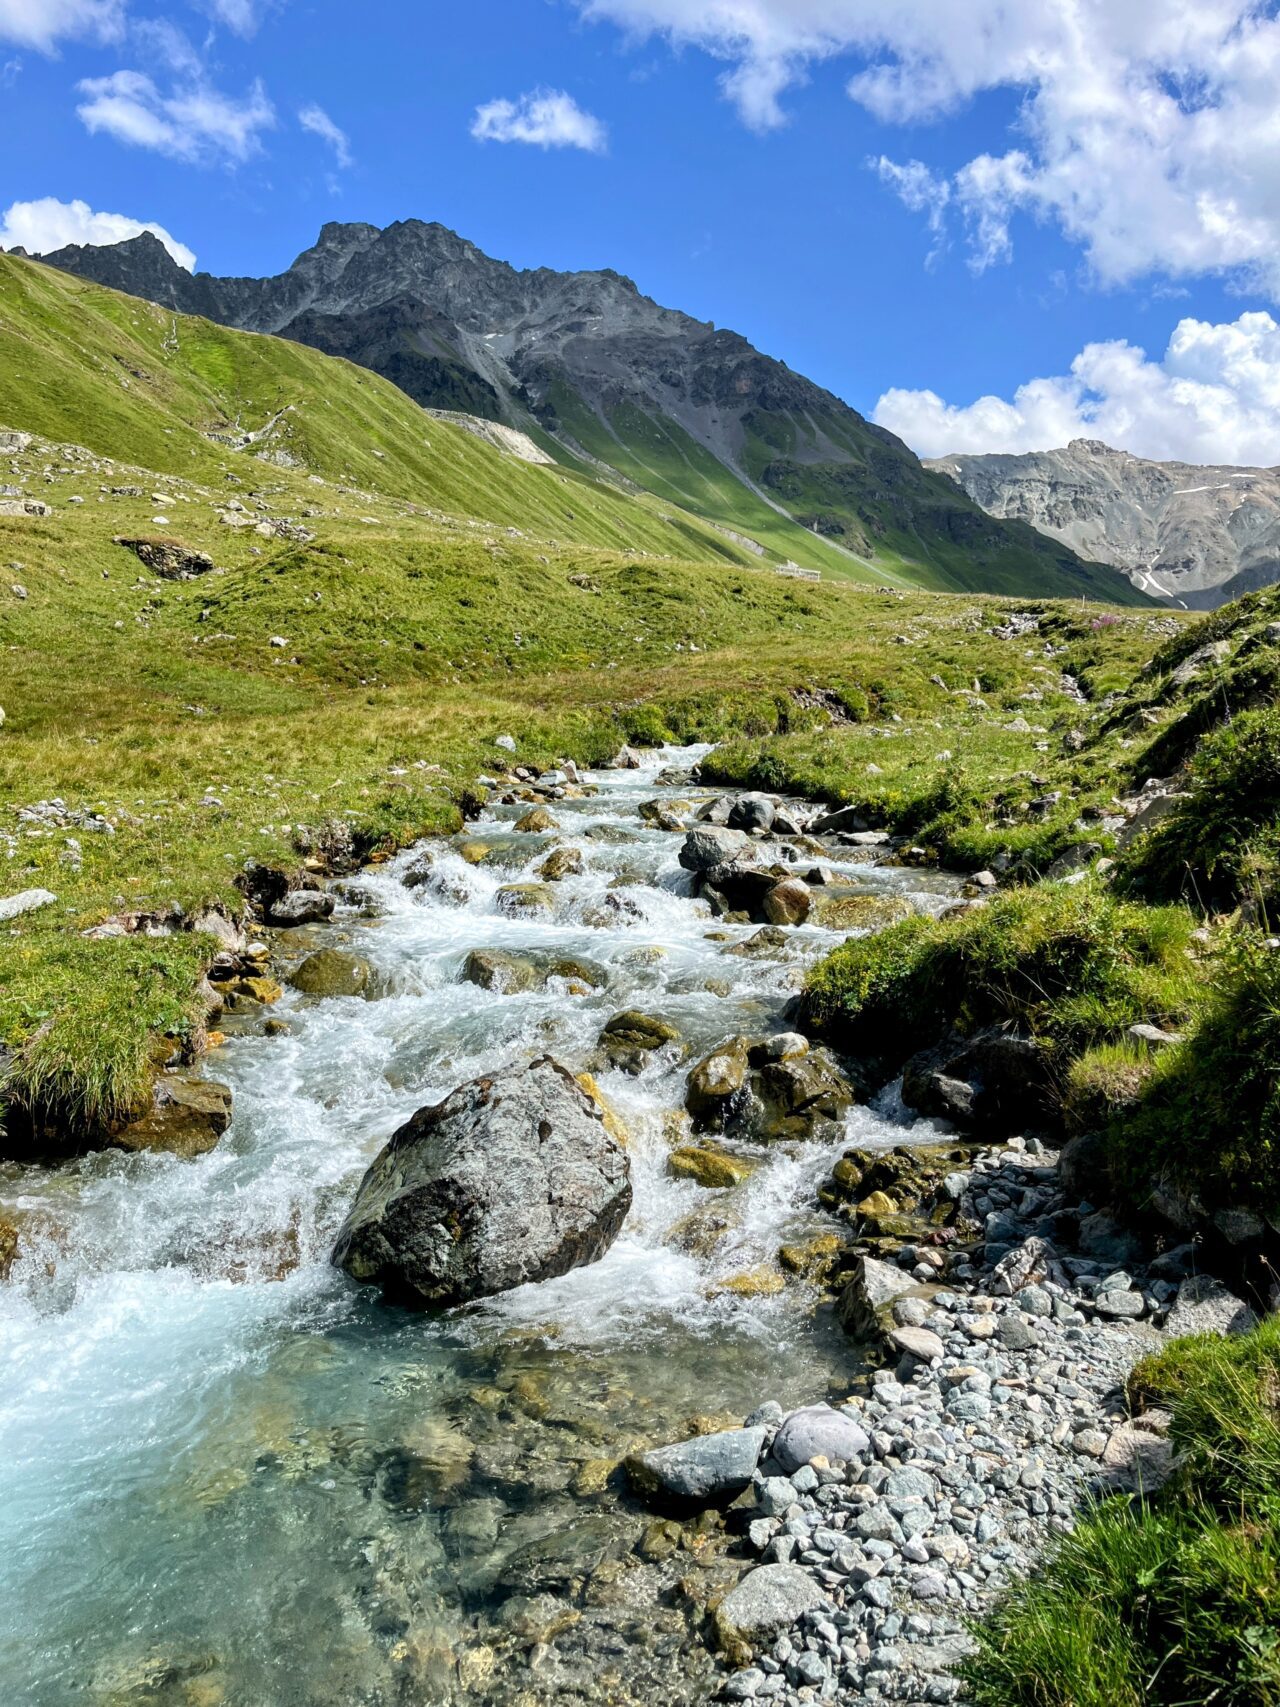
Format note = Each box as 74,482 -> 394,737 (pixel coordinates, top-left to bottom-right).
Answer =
777,1232 -> 847,1286
289,948 -> 371,998
539,846 -> 584,881
514,806 -> 558,834
495,883 -> 555,915
812,890 -> 916,932
226,974 -> 284,1006
665,1201 -> 742,1259
0,1213 -> 19,1280
709,1265 -> 786,1299
461,949 -> 542,993
458,840 -> 492,865
668,1145 -> 756,1189
686,1038 -> 751,1126
547,956 -> 606,989
112,1072 -> 233,1160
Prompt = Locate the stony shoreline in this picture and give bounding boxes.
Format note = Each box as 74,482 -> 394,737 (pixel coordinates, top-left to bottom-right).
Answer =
632,1131 -> 1251,1706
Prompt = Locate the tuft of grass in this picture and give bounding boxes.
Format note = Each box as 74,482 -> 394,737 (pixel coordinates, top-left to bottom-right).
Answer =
1118,705 -> 1280,916
801,880 -> 1203,1094
1108,933 -> 1280,1215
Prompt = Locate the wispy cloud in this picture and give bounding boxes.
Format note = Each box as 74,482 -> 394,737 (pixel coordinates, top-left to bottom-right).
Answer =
471,87 -> 607,153
77,67 -> 276,166
0,195 -> 196,268
299,102 -> 351,168
0,0 -> 123,52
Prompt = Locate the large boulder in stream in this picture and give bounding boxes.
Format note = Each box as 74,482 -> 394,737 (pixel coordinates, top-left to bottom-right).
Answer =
332,1056 -> 632,1306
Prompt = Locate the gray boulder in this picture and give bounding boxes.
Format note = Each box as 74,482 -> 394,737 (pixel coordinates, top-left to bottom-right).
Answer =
728,793 -> 775,833
1164,1274 -> 1258,1338
627,1426 -> 766,1507
714,1564 -> 827,1652
771,1403 -> 869,1472
268,888 -> 334,926
678,825 -> 753,873
332,1056 -> 631,1306
809,804 -> 870,835
0,887 -> 57,922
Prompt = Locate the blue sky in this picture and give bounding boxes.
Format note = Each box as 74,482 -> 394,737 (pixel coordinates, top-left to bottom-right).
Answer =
4,0 -> 1280,465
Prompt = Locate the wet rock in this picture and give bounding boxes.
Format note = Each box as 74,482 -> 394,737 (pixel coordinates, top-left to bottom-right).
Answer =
666,1201 -> 742,1259
498,1513 -> 637,1593
289,949 -> 371,998
458,840 -> 492,866
547,955 -> 606,990
756,1050 -> 853,1139
538,846 -> 583,881
461,950 -> 542,994
610,745 -> 643,770
514,806 -> 558,834
686,1038 -> 751,1127
667,1145 -> 755,1189
728,794 -> 775,833
762,878 -> 811,926
597,1010 -> 680,1074
711,1265 -> 786,1298
696,796 -> 735,825
835,1254 -> 918,1338
777,1233 -> 847,1287
809,804 -> 871,835
627,1426 -> 766,1508
113,1073 -> 233,1160
267,889 -> 334,927
714,1564 -> 827,1655
771,1403 -> 870,1472
332,1056 -> 632,1306
902,1031 -> 1050,1134
679,826 -> 753,873
724,926 -> 789,958
495,883 -> 555,915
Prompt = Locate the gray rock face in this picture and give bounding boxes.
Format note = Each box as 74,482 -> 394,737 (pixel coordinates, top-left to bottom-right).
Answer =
771,1404 -> 870,1472
627,1426 -> 766,1507
267,889 -> 335,927
679,825 -> 753,873
1164,1274 -> 1258,1338
714,1563 -> 827,1651
928,438 -> 1280,608
332,1056 -> 632,1306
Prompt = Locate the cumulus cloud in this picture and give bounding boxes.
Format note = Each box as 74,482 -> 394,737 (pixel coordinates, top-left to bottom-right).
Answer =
471,88 -> 607,153
77,67 -> 275,165
874,311 -> 1280,466
576,1 -> 1280,296
0,195 -> 196,268
0,0 -> 122,51
299,102 -> 351,168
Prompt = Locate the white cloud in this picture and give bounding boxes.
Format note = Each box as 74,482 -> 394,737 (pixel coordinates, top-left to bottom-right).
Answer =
0,0 -> 122,51
299,102 -> 351,168
77,67 -> 275,165
576,1 -> 1280,297
0,195 -> 196,269
200,0 -> 263,35
471,88 -> 607,153
874,310 -> 1280,465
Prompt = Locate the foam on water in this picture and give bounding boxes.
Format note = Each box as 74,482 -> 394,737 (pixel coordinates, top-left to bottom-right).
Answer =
0,745 -> 964,1705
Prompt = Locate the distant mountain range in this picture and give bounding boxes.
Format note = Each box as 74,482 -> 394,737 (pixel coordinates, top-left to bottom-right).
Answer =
20,219 -> 1142,603
927,439 -> 1280,609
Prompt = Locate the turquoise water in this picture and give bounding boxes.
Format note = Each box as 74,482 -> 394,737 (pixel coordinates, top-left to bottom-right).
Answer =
0,750 -> 961,1706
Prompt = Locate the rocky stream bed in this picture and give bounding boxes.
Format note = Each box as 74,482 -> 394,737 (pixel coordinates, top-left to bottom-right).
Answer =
0,745 -> 1248,1707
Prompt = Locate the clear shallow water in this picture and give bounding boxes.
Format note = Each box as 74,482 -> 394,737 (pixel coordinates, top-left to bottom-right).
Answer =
0,748 -> 963,1707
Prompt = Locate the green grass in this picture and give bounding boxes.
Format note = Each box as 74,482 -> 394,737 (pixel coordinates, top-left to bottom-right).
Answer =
1118,705 -> 1280,917
965,1318 -> 1280,1707
1106,932 -> 1280,1216
800,881 -> 1204,1098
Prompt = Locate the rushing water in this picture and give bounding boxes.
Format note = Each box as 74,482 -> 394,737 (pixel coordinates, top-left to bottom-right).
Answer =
0,748 -> 964,1707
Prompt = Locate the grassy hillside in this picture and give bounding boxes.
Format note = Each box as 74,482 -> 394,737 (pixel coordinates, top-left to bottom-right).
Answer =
0,253 -> 758,568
